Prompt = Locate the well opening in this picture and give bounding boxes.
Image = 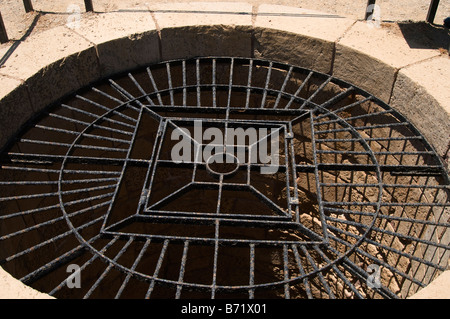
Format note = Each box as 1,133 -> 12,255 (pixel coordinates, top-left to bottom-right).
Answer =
0,57 -> 448,299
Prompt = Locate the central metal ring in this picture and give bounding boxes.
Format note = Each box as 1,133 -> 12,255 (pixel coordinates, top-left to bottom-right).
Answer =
205,151 -> 240,177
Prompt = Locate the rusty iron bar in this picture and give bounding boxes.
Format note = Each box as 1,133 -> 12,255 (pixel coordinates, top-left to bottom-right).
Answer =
0,11 -> 8,44
84,0 -> 94,12
23,0 -> 34,12
365,0 -> 376,20
426,0 -> 440,24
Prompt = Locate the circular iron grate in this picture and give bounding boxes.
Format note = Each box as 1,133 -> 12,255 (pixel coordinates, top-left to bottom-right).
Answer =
0,57 -> 448,299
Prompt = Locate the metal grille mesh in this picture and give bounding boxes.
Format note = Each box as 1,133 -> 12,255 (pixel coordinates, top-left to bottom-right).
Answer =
0,57 -> 448,299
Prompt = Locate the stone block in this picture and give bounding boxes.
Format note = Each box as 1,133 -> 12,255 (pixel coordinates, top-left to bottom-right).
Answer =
0,267 -> 54,299
390,56 -> 450,157
0,26 -> 100,113
253,5 -> 355,73
333,44 -> 396,103
153,2 -> 253,61
338,22 -> 441,69
252,28 -> 335,74
73,11 -> 160,77
160,25 -> 252,61
334,21 -> 442,103
0,75 -> 34,149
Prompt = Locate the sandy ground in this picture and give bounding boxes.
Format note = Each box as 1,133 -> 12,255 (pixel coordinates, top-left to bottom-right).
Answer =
0,0 -> 449,42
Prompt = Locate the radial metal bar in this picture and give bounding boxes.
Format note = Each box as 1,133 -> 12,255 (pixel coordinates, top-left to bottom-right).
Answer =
84,0 -> 94,12
21,234 -> 102,285
365,0 -> 376,20
0,182 -> 113,202
43,114 -> 133,144
426,0 -> 440,24
2,216 -> 103,265
75,94 -> 137,124
283,245 -> 290,299
0,180 -> 58,186
248,244 -> 255,299
319,87 -> 355,110
6,153 -> 148,167
108,80 -> 143,111
1,164 -> 121,175
0,11 -> 8,44
300,245 -> 335,298
260,61 -> 273,108
273,66 -> 293,109
84,237 -> 134,299
166,62 -> 175,106
316,136 -> 423,143
300,76 -> 332,109
245,59 -> 253,109
285,71 -> 313,109
288,122 -> 301,223
211,177 -> 223,299
323,207 -> 450,227
226,57 -> 234,111
49,236 -> 119,296
175,241 -> 189,299
315,109 -> 392,125
0,202 -> 59,220
147,67 -> 164,105
196,58 -> 201,107
1,198 -> 96,243
64,100 -> 138,130
23,0 -> 34,12
291,245 -> 313,299
36,124 -> 130,144
326,215 -> 449,250
145,239 -> 169,299
19,138 -> 128,152
324,201 -> 447,208
182,60 -> 187,106
313,246 -> 365,299
0,197 -> 111,241
91,87 -> 140,114
327,223 -> 446,271
128,73 -> 155,106
115,238 -> 152,299
327,234 -> 419,297
315,96 -> 373,120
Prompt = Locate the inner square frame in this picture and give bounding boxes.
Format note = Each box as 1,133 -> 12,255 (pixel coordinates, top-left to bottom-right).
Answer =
101,104 -> 329,245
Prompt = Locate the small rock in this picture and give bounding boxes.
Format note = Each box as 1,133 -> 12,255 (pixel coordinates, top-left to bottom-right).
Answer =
344,288 -> 353,298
